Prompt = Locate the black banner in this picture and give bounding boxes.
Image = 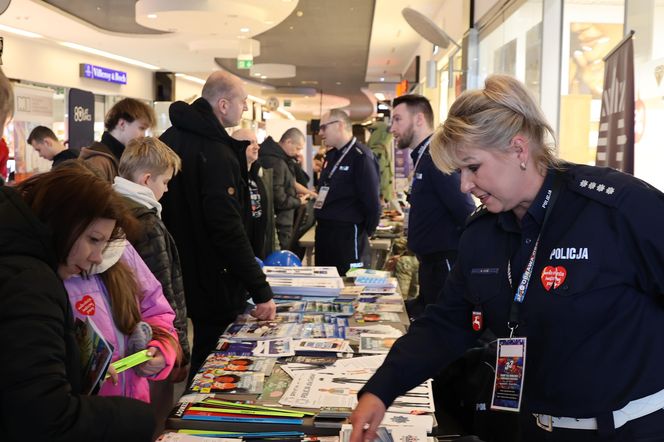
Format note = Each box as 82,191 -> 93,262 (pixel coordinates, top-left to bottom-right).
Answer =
596,32 -> 634,173
67,88 -> 94,151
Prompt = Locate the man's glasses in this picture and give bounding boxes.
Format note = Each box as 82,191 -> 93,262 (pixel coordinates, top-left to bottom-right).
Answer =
319,120 -> 340,132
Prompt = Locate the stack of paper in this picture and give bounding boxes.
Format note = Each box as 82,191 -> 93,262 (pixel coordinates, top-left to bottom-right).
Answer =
268,277 -> 345,297
353,276 -> 398,289
265,266 -> 345,297
188,354 -> 277,394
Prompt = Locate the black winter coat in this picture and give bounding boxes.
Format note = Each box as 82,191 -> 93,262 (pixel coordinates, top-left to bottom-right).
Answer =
160,98 -> 272,324
259,136 -> 300,228
0,186 -> 154,441
123,197 -> 191,364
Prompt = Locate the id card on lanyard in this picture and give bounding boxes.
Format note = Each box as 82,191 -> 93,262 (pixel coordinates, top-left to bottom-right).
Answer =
488,173 -> 562,413
314,138 -> 355,210
404,138 -> 431,229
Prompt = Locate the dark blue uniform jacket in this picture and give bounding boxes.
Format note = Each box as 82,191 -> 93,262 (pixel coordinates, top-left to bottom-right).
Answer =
315,139 -> 381,235
407,136 -> 475,255
363,164 -> 664,418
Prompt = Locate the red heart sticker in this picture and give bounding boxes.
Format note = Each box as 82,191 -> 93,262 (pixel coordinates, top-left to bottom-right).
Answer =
75,295 -> 96,316
541,266 -> 567,291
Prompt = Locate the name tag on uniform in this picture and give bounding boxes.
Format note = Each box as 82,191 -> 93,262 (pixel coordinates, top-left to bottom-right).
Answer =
415,173 -> 423,180
314,186 -> 330,209
340,165 -> 350,171
491,337 -> 527,412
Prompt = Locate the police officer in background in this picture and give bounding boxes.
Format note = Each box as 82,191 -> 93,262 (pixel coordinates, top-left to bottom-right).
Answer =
315,109 -> 381,275
350,75 -> 664,441
390,95 -> 475,319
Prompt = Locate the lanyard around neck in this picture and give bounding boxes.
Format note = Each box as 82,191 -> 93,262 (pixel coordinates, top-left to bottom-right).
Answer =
326,137 -> 356,181
507,171 -> 562,337
407,138 -> 432,196
412,137 -> 432,173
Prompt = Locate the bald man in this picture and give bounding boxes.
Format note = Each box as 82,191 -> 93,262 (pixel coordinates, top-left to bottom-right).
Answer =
160,71 -> 276,377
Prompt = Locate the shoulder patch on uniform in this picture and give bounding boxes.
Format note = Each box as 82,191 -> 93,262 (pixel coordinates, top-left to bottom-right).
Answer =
566,165 -> 627,207
465,205 -> 489,226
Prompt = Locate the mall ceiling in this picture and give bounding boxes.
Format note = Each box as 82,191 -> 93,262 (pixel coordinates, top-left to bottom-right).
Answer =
3,0 -> 450,121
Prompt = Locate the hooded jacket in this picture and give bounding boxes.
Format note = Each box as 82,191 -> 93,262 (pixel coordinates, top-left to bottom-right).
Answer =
159,98 -> 272,324
259,136 -> 300,230
113,177 -> 190,364
79,141 -> 118,182
0,186 -> 154,441
64,241 -> 178,402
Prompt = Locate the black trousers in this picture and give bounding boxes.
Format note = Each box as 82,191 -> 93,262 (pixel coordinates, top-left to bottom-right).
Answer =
407,251 -> 457,319
188,319 -> 233,382
315,219 -> 370,276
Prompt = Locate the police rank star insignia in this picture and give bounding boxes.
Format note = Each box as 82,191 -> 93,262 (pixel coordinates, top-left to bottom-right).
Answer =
579,179 -> 615,195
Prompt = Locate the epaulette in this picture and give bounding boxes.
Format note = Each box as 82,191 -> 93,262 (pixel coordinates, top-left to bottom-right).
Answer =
566,165 -> 632,208
465,205 -> 489,226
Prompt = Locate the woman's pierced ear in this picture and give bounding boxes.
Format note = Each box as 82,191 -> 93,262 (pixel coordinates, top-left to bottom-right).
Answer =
520,162 -> 526,171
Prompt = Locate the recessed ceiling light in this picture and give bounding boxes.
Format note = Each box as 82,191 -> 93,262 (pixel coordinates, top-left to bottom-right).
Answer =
261,75 -> 267,79
254,73 -> 262,77
336,82 -> 342,85
175,73 -> 205,85
240,27 -> 250,33
296,11 -> 304,17
59,41 -> 160,70
380,77 -> 385,82
0,24 -> 43,38
147,14 -> 157,19
289,26 -> 294,30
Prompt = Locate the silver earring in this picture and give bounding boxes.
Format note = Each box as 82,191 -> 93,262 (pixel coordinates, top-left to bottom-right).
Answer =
520,162 -> 526,171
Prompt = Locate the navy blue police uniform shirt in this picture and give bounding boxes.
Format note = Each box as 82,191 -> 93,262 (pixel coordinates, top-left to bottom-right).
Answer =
315,139 -> 381,234
362,163 -> 664,418
407,136 -> 476,255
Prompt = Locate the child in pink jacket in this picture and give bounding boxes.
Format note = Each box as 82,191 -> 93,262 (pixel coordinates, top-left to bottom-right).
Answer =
65,240 -> 179,402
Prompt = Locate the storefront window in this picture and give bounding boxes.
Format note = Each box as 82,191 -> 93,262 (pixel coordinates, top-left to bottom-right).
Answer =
558,0 -> 624,165
478,0 -> 543,100
627,0 -> 664,189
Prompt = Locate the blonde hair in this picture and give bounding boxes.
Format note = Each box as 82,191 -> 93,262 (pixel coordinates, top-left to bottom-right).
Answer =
119,136 -> 181,182
431,75 -> 559,174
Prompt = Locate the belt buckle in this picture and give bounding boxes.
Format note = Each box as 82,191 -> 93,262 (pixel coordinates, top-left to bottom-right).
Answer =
535,414 -> 553,432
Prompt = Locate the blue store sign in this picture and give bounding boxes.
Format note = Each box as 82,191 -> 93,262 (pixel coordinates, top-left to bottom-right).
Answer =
79,63 -> 127,85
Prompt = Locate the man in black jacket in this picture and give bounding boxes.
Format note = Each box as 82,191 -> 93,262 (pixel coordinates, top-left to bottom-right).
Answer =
26,125 -> 78,168
259,128 -> 307,250
160,71 -> 276,375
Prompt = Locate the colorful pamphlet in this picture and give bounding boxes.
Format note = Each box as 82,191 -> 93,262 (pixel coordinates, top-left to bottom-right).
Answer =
74,317 -> 113,395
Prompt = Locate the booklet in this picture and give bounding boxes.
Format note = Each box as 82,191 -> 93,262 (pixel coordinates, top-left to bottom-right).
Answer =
74,317 -> 114,395
263,266 -> 340,278
189,371 -> 266,394
359,334 -> 398,354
